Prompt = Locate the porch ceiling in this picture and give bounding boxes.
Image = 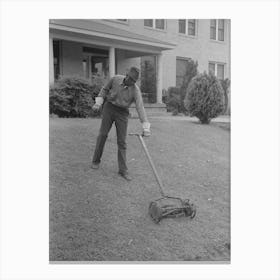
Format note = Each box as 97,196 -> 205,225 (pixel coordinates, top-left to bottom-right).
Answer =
49,19 -> 176,54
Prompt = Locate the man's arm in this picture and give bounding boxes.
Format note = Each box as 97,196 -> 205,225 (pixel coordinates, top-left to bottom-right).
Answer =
134,87 -> 151,136
94,77 -> 114,106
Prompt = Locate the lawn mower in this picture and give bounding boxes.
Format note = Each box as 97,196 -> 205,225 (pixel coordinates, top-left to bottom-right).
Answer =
129,133 -> 196,224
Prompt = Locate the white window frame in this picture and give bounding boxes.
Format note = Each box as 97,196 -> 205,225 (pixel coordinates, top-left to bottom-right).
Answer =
209,61 -> 226,80
178,19 -> 197,37
144,19 -> 166,31
210,19 -> 225,42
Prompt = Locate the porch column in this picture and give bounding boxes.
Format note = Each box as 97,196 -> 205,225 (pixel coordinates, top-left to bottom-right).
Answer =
49,37 -> 54,84
156,53 -> 163,103
109,47 -> 116,78
49,36 -> 54,85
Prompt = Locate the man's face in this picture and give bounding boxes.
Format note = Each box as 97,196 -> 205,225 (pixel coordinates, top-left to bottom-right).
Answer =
124,75 -> 136,87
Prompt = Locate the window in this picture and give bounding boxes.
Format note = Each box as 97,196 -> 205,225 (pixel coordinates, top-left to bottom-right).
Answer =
218,19 -> 224,41
155,19 -> 165,29
144,19 -> 153,27
217,64 -> 224,79
208,62 -> 225,80
210,19 -> 225,41
188,19 -> 196,36
178,20 -> 186,34
178,19 -> 196,36
208,62 -> 215,75
210,19 -> 216,40
176,58 -> 190,87
144,19 -> 165,30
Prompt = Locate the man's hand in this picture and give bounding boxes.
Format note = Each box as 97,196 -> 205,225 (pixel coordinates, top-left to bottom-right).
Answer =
142,129 -> 151,137
92,103 -> 101,112
142,122 -> 151,137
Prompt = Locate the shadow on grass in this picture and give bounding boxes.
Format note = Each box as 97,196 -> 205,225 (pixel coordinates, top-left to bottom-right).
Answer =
190,121 -> 230,131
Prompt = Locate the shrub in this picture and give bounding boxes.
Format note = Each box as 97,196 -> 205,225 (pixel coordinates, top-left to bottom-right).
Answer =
184,72 -> 225,124
166,59 -> 198,115
91,76 -> 107,98
166,87 -> 181,112
179,59 -> 198,114
220,78 -> 231,114
172,108 -> 179,116
167,97 -> 181,113
49,76 -> 105,118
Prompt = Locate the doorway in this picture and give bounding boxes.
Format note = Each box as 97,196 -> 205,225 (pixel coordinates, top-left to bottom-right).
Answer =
82,47 -> 109,84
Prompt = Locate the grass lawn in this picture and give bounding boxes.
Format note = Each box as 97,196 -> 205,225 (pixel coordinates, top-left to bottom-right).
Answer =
49,117 -> 230,262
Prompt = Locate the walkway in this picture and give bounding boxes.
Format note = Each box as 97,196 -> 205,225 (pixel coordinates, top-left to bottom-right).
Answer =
149,114 -> 230,123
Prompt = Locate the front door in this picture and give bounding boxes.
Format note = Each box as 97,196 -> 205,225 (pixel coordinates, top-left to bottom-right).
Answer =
82,47 -> 109,84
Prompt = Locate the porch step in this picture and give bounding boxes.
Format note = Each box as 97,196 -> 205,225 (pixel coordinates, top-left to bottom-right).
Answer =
129,103 -> 167,118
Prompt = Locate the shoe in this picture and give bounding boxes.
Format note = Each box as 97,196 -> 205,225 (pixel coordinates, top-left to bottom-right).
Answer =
91,162 -> 100,169
118,172 -> 132,181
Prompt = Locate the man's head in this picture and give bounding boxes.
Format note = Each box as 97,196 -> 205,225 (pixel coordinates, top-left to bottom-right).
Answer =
124,67 -> 140,86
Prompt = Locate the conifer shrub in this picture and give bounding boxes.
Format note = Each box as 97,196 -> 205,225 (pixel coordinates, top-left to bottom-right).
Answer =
184,72 -> 225,124
179,59 -> 198,115
166,59 -> 198,115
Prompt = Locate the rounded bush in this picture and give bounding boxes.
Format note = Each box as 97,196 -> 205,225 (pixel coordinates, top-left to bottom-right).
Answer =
49,76 -> 105,118
184,72 -> 225,124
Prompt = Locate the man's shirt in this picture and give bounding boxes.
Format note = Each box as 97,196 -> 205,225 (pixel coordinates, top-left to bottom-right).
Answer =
98,75 -> 148,123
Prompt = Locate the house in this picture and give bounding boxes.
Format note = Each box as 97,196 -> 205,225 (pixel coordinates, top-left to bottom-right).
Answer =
49,19 -> 231,113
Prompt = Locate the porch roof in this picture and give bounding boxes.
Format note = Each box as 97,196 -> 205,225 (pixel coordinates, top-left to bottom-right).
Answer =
49,19 -> 176,52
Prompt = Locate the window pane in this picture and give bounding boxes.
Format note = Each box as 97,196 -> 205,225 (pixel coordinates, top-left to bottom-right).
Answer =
155,19 -> 165,29
144,19 -> 153,27
177,59 -> 187,75
217,64 -> 224,79
179,19 -> 186,33
208,63 -> 215,75
188,19 -> 196,36
218,19 -> 225,41
218,19 -> 224,29
176,58 -> 188,87
176,76 -> 184,87
210,27 -> 216,39
210,19 -> 216,28
210,19 -> 216,39
218,29 -> 224,41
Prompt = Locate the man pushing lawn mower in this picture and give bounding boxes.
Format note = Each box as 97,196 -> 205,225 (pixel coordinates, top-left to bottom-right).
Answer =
91,66 -> 196,223
91,66 -> 151,181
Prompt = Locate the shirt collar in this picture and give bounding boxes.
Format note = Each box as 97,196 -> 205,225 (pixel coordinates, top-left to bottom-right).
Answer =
121,77 -> 129,89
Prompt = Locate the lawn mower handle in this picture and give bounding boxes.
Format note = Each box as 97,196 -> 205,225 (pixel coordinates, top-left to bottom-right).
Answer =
128,133 -> 165,197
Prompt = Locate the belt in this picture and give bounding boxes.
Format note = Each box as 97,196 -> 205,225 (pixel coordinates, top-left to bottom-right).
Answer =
107,101 -> 129,112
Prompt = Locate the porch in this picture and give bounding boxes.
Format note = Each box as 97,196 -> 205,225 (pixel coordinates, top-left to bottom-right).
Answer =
49,19 -> 176,105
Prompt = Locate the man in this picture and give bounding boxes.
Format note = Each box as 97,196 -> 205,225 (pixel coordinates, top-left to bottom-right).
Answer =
91,66 -> 151,181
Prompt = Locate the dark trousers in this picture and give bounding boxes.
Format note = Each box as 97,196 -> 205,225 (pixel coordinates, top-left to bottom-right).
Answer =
92,102 -> 129,174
